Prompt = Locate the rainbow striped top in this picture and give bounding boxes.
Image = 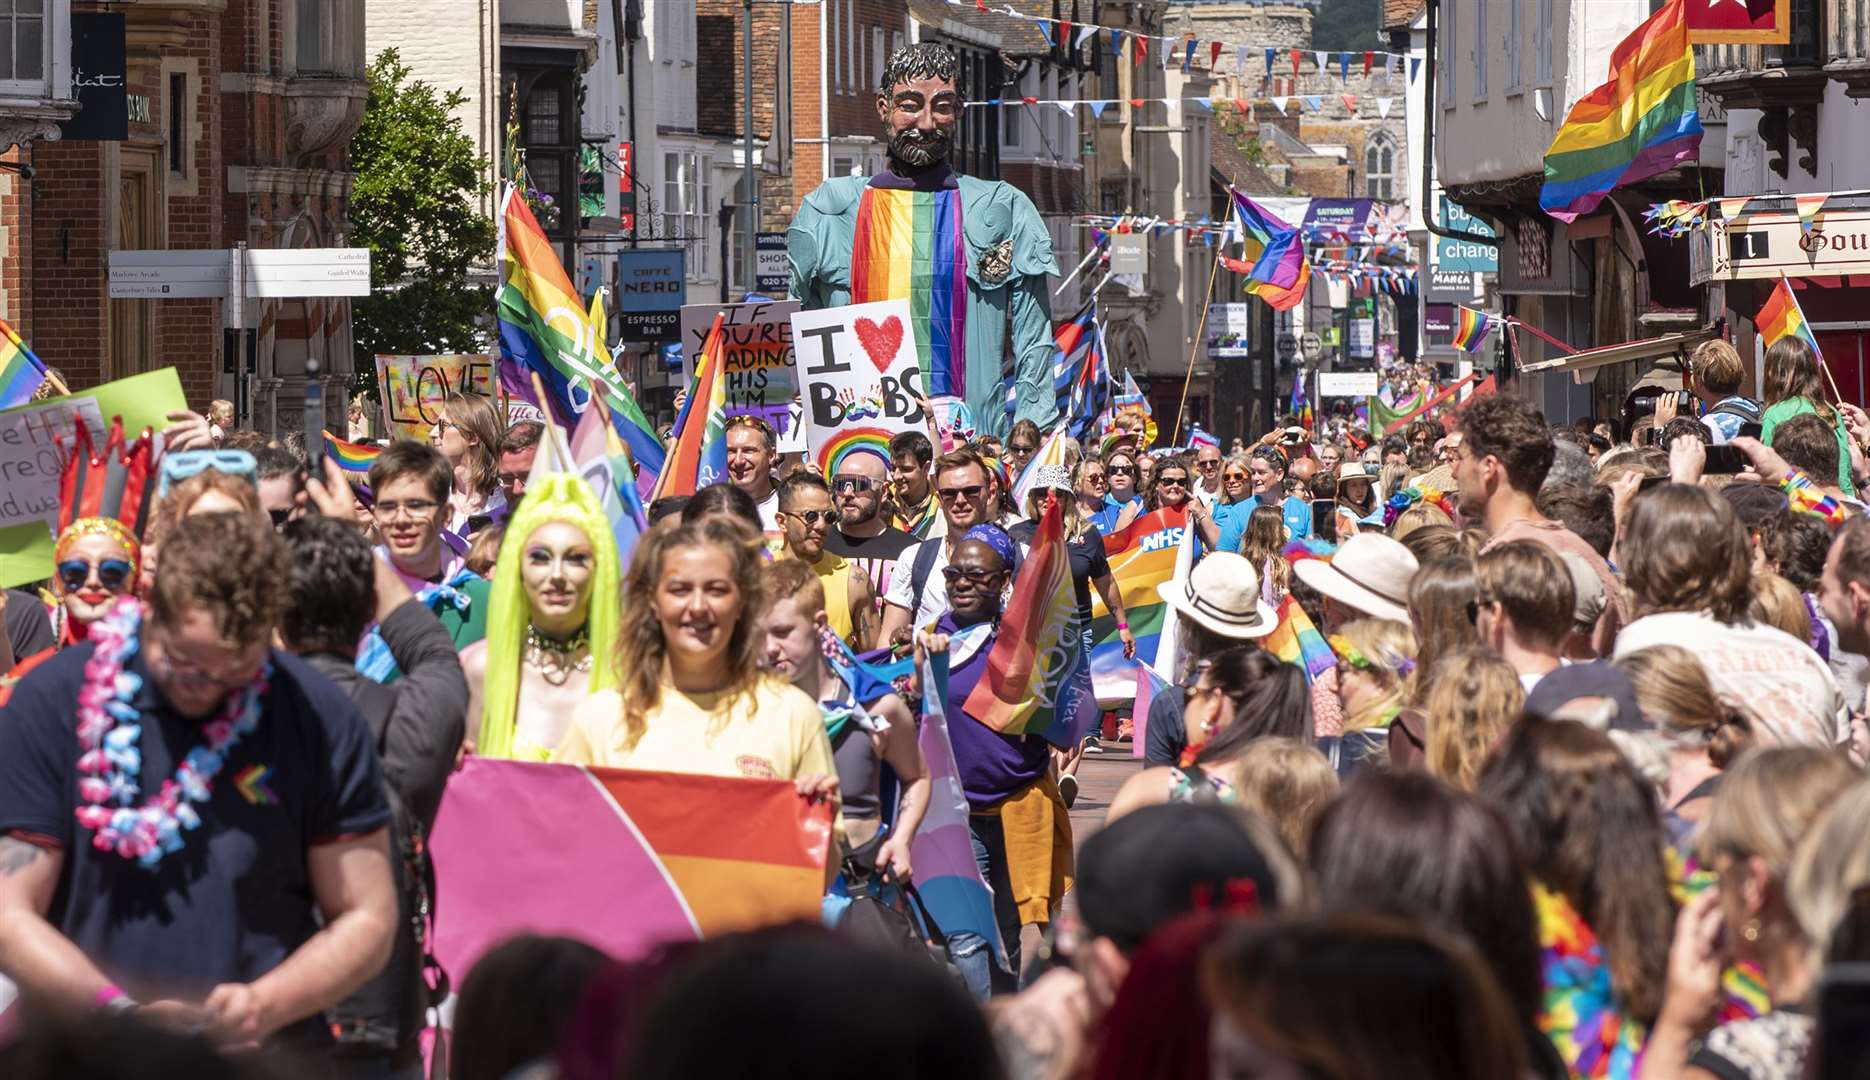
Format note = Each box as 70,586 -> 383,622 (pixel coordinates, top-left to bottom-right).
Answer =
850,185 -> 967,401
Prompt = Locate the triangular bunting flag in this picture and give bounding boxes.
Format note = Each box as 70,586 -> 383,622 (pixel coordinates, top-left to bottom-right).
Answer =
1339,53 -> 1350,80
1059,18 -> 1072,46
1340,93 -> 1357,112
1054,101 -> 1073,114
1304,95 -> 1322,112
1410,57 -> 1422,82
1134,33 -> 1146,65
1795,193 -> 1827,234
1128,97 -> 1144,109
1182,37 -> 1195,72
1364,51 -> 1374,76
1717,196 -> 1750,221
1265,47 -> 1276,78
1316,51 -> 1329,74
1290,48 -> 1301,75
976,0 -> 987,11
1086,100 -> 1107,119
1375,96 -> 1393,118
1237,45 -> 1250,73
1075,24 -> 1098,50
1110,27 -> 1123,56
1269,96 -> 1288,115
1036,19 -> 1054,48
1211,40 -> 1223,69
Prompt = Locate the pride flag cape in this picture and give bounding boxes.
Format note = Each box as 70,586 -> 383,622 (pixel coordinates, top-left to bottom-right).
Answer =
963,495 -> 1098,749
0,316 -> 47,408
651,311 -> 731,501
1261,594 -> 1336,685
1088,504 -> 1191,706
1451,306 -> 1496,352
322,431 -> 381,474
1539,0 -> 1702,222
1757,277 -> 1822,356
850,185 -> 968,400
914,650 -> 1006,964
428,759 -> 834,976
496,185 -> 666,487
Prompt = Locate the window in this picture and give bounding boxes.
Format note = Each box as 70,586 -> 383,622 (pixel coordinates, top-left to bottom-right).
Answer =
831,154 -> 857,177
1473,0 -> 1486,100
1365,133 -> 1395,199
526,87 -> 563,144
873,28 -> 884,96
293,0 -> 364,77
1505,0 -> 1521,91
1441,0 -> 1456,106
845,0 -> 856,93
168,73 -> 187,176
662,150 -> 712,281
1535,0 -> 1552,84
829,0 -> 838,94
0,0 -> 44,82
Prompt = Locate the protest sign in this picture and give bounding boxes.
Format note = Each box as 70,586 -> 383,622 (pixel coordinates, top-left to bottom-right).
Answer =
0,368 -> 187,587
678,300 -> 799,435
375,354 -> 499,441
790,299 -> 929,474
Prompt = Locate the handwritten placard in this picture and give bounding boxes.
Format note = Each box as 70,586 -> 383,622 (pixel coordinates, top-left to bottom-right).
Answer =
789,299 -> 928,475
679,300 -> 800,435
375,354 -> 499,441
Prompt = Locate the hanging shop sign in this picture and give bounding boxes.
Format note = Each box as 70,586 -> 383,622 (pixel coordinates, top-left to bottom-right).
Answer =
1691,205 -> 1870,285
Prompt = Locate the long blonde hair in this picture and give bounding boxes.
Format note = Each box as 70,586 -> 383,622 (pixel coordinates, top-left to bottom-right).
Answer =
1025,485 -> 1089,542
1334,618 -> 1416,732
611,517 -> 768,747
1240,505 -> 1290,593
443,392 -> 503,499
1613,645 -> 1752,768
1422,647 -> 1524,792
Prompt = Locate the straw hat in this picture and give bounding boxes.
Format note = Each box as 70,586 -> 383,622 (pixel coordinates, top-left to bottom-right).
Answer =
1291,533 -> 1418,622
1156,552 -> 1278,640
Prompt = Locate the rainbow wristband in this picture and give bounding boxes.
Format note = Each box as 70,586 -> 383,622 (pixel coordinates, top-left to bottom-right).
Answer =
1781,469 -> 1847,527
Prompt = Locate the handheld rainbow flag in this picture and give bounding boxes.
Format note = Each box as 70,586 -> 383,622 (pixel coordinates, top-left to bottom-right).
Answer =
322,432 -> 381,474
0,316 -> 48,408
1088,504 -> 1191,705
651,311 -> 731,501
1261,594 -> 1337,685
962,493 -> 1098,749
1289,373 -> 1314,428
1229,191 -> 1306,290
1539,0 -> 1702,222
850,186 -> 968,400
496,185 -> 666,486
1756,277 -> 1821,357
1451,306 -> 1496,352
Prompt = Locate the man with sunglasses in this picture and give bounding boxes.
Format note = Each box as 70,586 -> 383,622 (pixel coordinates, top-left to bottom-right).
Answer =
823,451 -> 917,605
0,512 -> 397,1054
725,415 -> 782,531
775,473 -> 879,649
254,446 -> 308,529
1192,443 -> 1224,509
879,448 -> 1022,649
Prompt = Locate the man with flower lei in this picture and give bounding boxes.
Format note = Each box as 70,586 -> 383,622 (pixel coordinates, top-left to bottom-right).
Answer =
0,511 -> 396,1050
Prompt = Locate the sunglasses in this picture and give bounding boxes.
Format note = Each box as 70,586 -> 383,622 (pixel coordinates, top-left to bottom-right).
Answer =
1157,475 -> 1188,487
1223,472 -> 1250,483
831,476 -> 875,494
785,508 -> 835,526
1009,444 -> 1037,455
936,484 -> 985,502
942,565 -> 1002,584
58,558 -> 134,592
1108,466 -> 1137,477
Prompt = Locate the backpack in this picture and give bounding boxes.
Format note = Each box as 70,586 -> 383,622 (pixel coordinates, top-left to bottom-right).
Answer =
1708,396 -> 1763,423
906,539 -> 945,623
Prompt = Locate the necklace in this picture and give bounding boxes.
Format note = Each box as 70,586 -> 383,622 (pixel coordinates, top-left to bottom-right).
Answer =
525,623 -> 592,686
73,598 -> 271,869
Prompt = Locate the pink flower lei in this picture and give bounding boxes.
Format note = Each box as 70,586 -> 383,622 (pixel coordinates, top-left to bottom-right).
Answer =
73,597 -> 271,869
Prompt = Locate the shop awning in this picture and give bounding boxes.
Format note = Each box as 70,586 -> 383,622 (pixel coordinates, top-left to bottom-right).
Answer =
1516,323 -> 1723,376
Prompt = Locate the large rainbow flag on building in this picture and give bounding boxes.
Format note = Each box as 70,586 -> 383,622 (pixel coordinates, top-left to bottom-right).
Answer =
1756,276 -> 1821,357
1088,504 -> 1191,706
428,759 -> 834,976
1539,0 -> 1702,223
963,494 -> 1098,749
651,311 -> 731,501
496,185 -> 666,485
0,316 -> 47,409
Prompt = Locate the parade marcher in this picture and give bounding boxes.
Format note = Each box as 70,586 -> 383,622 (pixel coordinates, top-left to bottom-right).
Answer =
878,448 -> 1006,646
553,518 -> 840,811
1613,645 -> 1753,835
432,391 -> 504,537
1005,419 -> 1041,479
788,40 -> 1060,435
1760,336 -> 1856,498
724,415 -> 781,532
0,512 -> 396,1051
1319,619 -> 1414,777
759,558 -> 925,877
1192,442 -> 1224,508
461,472 -> 620,762
1092,448 -> 1143,534
1454,394 -> 1625,653
886,431 -> 940,539
1142,553 -> 1279,767
1416,648 -> 1524,791
774,472 -> 878,650
822,450 -> 917,604
280,515 -> 468,1078
1073,456 -> 1111,522
495,420 -> 544,509
1220,446 -> 1311,550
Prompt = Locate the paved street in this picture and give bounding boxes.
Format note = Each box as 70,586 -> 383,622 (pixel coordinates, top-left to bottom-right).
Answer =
1066,740 -> 1143,853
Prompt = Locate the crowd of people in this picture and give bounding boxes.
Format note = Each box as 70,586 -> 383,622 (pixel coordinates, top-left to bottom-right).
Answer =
2,333 -> 1870,1080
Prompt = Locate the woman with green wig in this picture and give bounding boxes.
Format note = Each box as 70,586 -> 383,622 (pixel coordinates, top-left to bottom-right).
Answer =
462,473 -> 621,760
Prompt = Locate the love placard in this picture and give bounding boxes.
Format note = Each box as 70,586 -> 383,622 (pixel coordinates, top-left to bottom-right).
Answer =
789,299 -> 930,476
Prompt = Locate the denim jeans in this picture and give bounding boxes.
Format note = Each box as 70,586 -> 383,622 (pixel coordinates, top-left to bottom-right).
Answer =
948,812 -> 1022,1001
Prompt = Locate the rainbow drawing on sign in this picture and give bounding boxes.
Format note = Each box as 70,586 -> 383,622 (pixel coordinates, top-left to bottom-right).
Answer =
818,426 -> 896,477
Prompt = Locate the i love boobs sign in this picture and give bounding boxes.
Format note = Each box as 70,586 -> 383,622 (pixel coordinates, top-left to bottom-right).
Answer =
790,299 -> 932,475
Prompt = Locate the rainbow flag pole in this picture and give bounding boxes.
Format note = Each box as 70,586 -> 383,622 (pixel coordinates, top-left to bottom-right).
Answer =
1451,306 -> 1497,352
0,316 -> 50,408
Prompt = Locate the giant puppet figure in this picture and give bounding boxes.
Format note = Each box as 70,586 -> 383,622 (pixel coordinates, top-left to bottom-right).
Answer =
787,42 -> 1059,438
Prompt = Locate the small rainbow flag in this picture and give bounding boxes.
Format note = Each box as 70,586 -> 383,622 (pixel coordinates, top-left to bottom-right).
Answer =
1451,306 -> 1495,352
962,493 -> 1098,749
651,311 -> 730,501
1539,0 -> 1703,222
323,431 -> 381,473
1756,276 -> 1821,357
1131,663 -> 1171,760
850,186 -> 967,400
1289,373 -> 1314,429
1261,594 -> 1336,685
0,316 -> 48,408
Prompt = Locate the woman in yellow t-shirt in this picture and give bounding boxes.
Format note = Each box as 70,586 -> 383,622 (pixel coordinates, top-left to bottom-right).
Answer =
554,516 -> 840,804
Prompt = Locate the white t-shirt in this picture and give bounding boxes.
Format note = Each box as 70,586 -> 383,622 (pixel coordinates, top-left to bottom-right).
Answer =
1193,484 -> 1221,510
756,489 -> 780,533
1613,611 -> 1848,748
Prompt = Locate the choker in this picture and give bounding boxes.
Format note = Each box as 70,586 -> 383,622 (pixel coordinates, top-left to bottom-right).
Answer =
525,624 -> 593,686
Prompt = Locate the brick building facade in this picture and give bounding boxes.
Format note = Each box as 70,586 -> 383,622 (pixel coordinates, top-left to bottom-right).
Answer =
0,0 -> 364,433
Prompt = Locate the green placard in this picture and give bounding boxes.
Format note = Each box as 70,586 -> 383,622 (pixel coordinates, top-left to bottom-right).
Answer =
0,521 -> 56,589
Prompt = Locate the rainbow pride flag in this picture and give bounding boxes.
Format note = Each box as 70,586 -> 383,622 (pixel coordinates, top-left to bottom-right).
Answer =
1539,0 -> 1702,222
322,431 -> 381,474
1230,191 -> 1306,290
963,494 -> 1098,749
1757,277 -> 1821,356
0,316 -> 47,408
651,311 -> 730,501
1089,504 -> 1190,706
1451,306 -> 1496,352
496,185 -> 665,486
1289,373 -> 1314,429
850,186 -> 967,400
1130,663 -> 1172,760
1261,594 -> 1336,685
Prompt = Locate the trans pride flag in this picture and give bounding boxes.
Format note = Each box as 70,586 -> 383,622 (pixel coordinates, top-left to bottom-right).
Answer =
913,650 -> 1005,965
0,316 -> 46,408
497,185 -> 666,485
651,311 -> 730,501
963,494 -> 1099,750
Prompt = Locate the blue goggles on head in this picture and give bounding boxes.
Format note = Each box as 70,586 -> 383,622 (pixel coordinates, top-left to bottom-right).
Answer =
157,450 -> 258,498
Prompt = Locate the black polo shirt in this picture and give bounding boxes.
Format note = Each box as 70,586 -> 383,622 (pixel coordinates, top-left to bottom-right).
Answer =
0,642 -> 389,1043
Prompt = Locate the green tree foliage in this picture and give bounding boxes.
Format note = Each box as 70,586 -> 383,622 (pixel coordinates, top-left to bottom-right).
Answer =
1311,0 -> 1384,53
349,49 -> 496,391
